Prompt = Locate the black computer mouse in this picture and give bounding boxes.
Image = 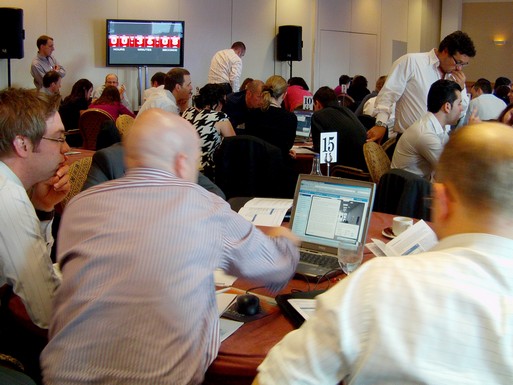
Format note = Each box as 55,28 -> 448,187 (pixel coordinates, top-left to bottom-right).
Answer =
236,294 -> 260,316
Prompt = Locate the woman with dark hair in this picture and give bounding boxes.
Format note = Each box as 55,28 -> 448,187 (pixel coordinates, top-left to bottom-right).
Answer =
347,75 -> 370,111
89,85 -> 135,120
182,83 -> 235,179
59,78 -> 94,131
284,77 -> 313,112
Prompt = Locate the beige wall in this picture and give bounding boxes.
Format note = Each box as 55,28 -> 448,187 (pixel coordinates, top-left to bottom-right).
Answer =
0,0 -> 443,108
462,2 -> 513,82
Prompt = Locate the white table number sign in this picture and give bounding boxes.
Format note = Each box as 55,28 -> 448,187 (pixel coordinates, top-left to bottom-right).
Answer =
302,95 -> 313,111
320,132 -> 337,164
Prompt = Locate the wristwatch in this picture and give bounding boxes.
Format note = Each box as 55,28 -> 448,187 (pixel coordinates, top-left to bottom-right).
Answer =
375,120 -> 387,128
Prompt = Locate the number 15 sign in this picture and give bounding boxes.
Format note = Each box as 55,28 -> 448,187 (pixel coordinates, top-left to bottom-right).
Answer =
320,132 -> 338,164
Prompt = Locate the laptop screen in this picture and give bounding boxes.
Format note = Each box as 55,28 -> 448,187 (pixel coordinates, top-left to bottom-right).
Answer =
294,110 -> 313,138
290,175 -> 375,251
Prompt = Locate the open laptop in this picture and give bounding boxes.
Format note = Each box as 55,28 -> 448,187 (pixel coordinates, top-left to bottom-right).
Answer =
289,174 -> 376,281
294,110 -> 313,142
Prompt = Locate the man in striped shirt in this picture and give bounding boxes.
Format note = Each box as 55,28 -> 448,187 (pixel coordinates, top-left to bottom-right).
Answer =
41,109 -> 299,385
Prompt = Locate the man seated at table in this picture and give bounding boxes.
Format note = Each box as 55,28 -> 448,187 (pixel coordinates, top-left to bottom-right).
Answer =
253,121 -> 513,385
391,79 -> 462,181
93,73 -> 132,112
0,89 -> 70,382
311,86 -> 367,170
41,109 -> 300,385
222,79 -> 264,131
82,141 -> 226,199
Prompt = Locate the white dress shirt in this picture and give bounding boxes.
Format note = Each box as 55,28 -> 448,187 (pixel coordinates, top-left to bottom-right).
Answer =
374,49 -> 469,133
391,112 -> 448,180
257,233 -> 513,385
138,88 -> 179,115
208,48 -> 243,92
461,93 -> 507,126
0,161 -> 60,329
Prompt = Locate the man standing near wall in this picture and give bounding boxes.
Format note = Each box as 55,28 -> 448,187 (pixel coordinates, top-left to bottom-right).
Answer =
366,30 -> 476,143
31,35 -> 66,90
208,41 -> 246,93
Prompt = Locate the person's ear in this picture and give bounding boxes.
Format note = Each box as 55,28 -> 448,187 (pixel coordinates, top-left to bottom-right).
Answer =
12,135 -> 31,158
432,182 -> 455,223
174,152 -> 189,180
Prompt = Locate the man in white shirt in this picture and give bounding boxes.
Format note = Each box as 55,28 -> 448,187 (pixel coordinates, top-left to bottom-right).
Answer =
139,67 -> 193,115
391,79 -> 462,180
30,35 -> 66,90
0,89 -> 70,381
208,41 -> 246,93
367,30 -> 476,143
254,121 -> 513,385
461,78 -> 506,125
93,73 -> 132,111
143,71 -> 166,102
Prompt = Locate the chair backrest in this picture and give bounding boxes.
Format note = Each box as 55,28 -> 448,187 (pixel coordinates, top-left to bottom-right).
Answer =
363,141 -> 391,183
381,136 -> 397,160
61,156 -> 93,208
374,168 -> 432,220
79,108 -> 114,150
330,164 -> 371,181
115,114 -> 135,138
214,135 -> 297,199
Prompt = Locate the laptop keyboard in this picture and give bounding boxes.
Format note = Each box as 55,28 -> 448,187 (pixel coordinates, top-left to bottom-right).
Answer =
300,251 -> 340,270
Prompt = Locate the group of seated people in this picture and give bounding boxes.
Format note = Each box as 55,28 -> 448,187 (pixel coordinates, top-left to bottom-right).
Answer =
3,53 -> 513,383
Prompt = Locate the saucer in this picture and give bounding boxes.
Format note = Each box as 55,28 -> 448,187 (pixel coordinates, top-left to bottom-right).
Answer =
382,227 -> 396,239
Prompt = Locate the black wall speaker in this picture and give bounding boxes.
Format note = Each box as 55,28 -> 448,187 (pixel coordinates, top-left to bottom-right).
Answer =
0,8 -> 24,59
277,25 -> 302,62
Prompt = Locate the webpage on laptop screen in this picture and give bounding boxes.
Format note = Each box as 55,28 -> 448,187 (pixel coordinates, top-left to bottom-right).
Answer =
292,179 -> 372,248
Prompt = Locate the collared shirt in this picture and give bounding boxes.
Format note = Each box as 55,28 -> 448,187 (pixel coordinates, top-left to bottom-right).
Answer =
208,48 -> 243,92
257,233 -> 513,385
374,49 -> 469,133
143,84 -> 165,102
31,53 -> 66,89
391,112 -> 448,180
41,168 -> 299,384
138,89 -> 179,115
0,161 -> 60,329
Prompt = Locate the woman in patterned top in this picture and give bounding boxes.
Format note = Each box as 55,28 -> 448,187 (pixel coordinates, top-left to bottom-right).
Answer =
182,83 -> 235,180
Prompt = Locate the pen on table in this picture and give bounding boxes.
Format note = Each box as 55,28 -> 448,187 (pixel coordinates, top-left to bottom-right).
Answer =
216,287 -> 231,294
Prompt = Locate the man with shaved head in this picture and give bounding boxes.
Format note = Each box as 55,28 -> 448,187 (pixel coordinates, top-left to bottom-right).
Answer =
254,122 -> 513,384
41,109 -> 299,385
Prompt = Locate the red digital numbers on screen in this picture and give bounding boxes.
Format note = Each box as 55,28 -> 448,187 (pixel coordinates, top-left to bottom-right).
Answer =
109,34 -> 181,49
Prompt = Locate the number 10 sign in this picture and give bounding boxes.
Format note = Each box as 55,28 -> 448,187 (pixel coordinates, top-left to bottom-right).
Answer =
320,132 -> 338,164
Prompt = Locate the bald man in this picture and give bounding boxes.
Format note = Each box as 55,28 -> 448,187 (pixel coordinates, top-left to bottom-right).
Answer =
254,123 -> 513,384
92,73 -> 132,111
41,109 -> 300,385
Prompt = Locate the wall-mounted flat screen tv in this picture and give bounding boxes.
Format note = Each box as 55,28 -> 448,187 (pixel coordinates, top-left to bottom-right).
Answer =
106,19 -> 184,67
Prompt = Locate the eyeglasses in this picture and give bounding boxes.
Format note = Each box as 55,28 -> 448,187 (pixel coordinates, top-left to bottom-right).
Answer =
451,55 -> 469,68
42,135 -> 67,143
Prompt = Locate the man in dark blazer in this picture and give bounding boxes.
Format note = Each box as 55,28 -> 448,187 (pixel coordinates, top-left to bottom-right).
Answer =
82,142 -> 226,199
311,86 -> 368,171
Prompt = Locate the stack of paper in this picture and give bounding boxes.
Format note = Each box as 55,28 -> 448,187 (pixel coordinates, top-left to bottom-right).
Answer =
367,220 -> 438,257
237,198 -> 293,226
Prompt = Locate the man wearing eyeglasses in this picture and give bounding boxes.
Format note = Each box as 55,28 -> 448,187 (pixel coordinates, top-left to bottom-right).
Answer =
367,31 -> 476,144
0,89 -> 70,382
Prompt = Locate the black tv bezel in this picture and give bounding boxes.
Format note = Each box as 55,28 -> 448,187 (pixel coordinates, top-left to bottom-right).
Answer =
106,19 -> 185,67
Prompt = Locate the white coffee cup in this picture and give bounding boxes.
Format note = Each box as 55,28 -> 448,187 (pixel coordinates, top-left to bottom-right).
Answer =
392,216 -> 413,236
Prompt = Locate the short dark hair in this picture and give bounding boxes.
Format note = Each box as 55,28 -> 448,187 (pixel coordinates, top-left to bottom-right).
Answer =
494,77 -> 511,90
338,75 -> 351,86
164,68 -> 190,91
473,78 -> 492,94
231,41 -> 246,51
438,31 -> 476,57
313,86 -> 337,108
150,72 -> 166,86
427,79 -> 462,113
193,84 -> 226,109
37,35 -> 53,49
42,70 -> 61,88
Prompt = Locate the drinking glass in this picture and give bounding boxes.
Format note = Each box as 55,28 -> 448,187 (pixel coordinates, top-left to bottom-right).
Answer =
337,242 -> 364,275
